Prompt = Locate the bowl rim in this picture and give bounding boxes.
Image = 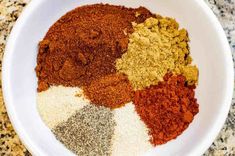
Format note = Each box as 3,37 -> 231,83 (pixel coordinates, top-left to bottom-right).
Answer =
2,0 -> 234,155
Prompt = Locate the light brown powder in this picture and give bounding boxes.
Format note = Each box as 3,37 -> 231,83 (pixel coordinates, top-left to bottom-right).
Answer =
116,17 -> 198,90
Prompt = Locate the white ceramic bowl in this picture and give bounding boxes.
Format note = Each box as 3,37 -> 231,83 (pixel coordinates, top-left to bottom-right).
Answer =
2,0 -> 234,156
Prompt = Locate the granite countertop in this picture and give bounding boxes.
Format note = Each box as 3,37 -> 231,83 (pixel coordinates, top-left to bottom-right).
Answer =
0,0 -> 234,155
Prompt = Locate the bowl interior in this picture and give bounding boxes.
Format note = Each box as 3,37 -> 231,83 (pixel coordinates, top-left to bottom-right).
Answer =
3,0 -> 233,156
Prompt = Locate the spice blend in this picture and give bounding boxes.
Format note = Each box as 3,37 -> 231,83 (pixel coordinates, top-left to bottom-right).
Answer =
36,3 -> 200,156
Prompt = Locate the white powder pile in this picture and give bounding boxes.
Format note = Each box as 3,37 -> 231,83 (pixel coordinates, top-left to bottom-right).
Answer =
37,86 -> 89,129
111,102 -> 152,156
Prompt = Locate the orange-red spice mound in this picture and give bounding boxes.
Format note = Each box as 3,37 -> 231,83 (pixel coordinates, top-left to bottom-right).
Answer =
134,74 -> 199,145
83,74 -> 133,109
36,4 -> 154,92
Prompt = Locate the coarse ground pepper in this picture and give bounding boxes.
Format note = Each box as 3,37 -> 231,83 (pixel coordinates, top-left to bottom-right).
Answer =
134,74 -> 199,145
53,105 -> 115,156
83,74 -> 133,109
36,4 -> 154,92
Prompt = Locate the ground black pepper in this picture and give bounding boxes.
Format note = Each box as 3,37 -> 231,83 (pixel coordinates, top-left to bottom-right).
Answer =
53,105 -> 115,156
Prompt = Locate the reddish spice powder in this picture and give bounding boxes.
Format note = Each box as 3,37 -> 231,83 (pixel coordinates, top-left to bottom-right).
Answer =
83,73 -> 133,109
134,74 -> 199,145
36,4 -> 154,92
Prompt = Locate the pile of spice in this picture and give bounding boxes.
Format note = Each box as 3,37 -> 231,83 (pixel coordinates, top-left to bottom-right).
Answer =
83,73 -> 133,109
37,86 -> 89,129
134,74 -> 199,145
111,103 -> 152,156
116,17 -> 198,90
36,3 -> 199,156
53,105 -> 115,156
36,4 -> 154,92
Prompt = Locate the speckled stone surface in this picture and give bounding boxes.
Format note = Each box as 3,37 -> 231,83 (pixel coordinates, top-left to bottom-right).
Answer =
0,0 -> 234,155
0,1 -> 31,155
204,0 -> 235,155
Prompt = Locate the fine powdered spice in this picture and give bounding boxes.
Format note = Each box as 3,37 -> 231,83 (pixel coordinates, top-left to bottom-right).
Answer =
83,74 -> 133,109
35,3 -> 200,155
111,103 -> 152,156
134,74 -> 199,145
36,4 -> 154,92
116,17 -> 198,90
53,105 -> 115,156
37,86 -> 88,129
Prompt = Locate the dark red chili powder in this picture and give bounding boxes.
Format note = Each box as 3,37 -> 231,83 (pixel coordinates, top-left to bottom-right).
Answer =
36,4 -> 154,92
134,74 -> 199,145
